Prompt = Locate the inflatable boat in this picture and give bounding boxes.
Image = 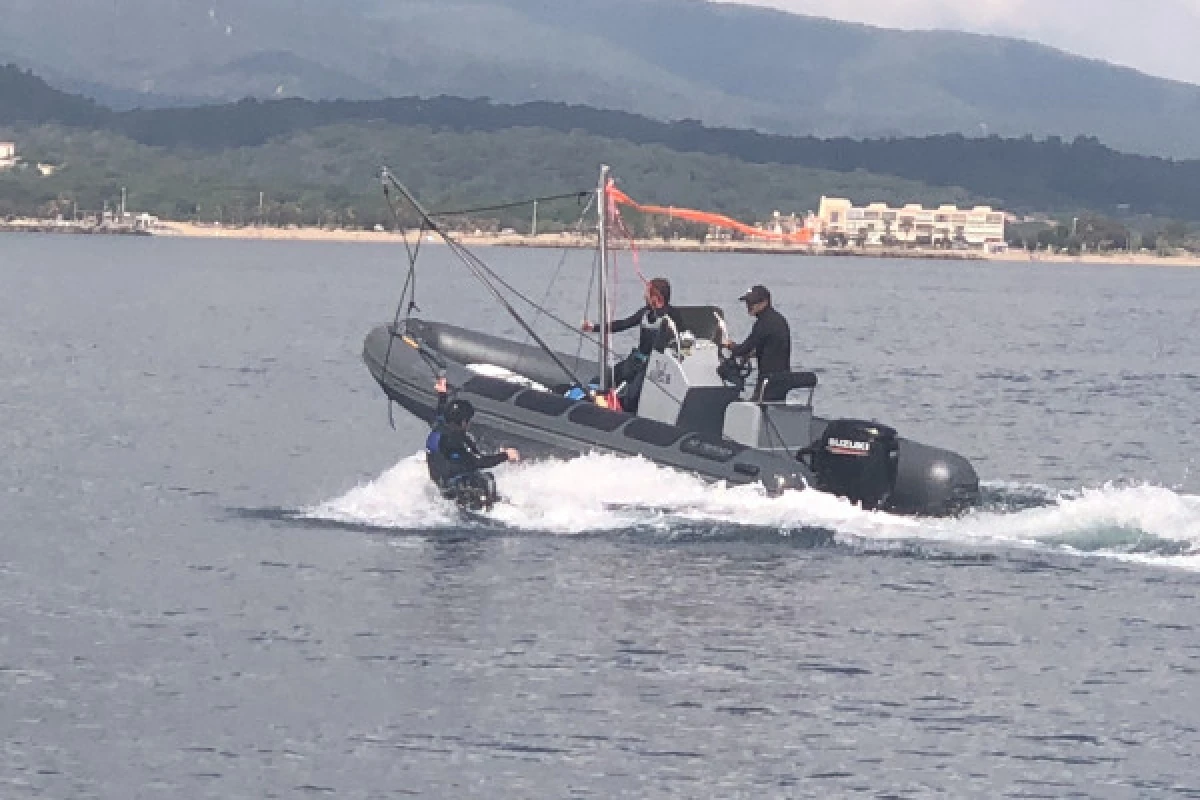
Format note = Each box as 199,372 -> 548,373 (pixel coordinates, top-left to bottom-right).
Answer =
364,312 -> 979,516
363,166 -> 980,516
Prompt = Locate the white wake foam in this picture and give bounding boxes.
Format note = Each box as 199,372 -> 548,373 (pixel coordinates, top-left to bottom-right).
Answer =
959,484 -> 1200,548
306,455 -> 463,529
306,453 -> 1200,569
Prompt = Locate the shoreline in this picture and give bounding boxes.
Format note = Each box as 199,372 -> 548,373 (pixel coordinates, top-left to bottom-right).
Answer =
6,220 -> 1200,267
146,222 -> 1200,267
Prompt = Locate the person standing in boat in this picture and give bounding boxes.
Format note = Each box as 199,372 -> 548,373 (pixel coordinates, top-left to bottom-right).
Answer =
426,375 -> 520,510
582,277 -> 681,413
723,284 -> 792,401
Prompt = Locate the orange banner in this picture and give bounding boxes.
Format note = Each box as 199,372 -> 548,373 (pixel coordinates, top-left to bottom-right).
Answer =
608,186 -> 812,244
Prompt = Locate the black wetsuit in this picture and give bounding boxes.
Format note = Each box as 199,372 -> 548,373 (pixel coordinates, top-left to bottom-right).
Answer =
730,305 -> 792,399
425,391 -> 509,508
604,304 -> 682,412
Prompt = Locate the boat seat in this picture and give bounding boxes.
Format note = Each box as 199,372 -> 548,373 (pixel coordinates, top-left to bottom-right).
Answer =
759,371 -> 818,404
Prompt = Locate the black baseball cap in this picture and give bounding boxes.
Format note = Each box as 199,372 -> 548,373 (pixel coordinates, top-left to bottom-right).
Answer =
738,285 -> 771,305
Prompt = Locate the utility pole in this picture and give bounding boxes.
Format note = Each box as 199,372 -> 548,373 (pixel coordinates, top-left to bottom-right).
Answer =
259,191 -> 265,226
531,199 -> 538,237
121,187 -> 127,217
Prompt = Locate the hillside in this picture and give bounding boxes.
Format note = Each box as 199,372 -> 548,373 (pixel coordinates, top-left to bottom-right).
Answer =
5,65 -> 1200,224
2,0 -> 1200,157
1,122 -> 987,232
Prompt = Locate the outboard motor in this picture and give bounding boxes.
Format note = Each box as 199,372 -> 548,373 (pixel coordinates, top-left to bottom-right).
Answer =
808,419 -> 899,510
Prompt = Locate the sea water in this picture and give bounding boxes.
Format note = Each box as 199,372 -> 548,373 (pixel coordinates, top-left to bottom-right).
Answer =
3,234 -> 1200,797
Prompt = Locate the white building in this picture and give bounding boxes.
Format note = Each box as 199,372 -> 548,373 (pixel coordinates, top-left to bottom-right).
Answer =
817,196 -> 1007,248
0,142 -> 16,170
133,213 -> 160,231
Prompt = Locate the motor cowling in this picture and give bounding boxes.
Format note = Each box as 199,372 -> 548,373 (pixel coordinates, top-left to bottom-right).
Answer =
810,419 -> 899,510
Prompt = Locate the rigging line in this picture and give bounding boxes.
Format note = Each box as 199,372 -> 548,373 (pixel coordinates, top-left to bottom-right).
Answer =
387,184 -> 418,280
609,196 -> 647,285
516,239 -> 574,377
379,184 -> 441,428
445,233 -> 588,390
428,179 -> 598,341
389,178 -> 590,337
569,188 -> 603,369
517,192 -> 601,371
451,228 -> 587,339
388,202 -> 425,312
466,238 -> 587,334
428,191 -> 592,218
379,179 -> 414,429
384,172 -> 589,392
387,177 -> 597,342
575,248 -> 600,366
384,181 -> 425,317
407,219 -> 429,316
572,191 -> 602,369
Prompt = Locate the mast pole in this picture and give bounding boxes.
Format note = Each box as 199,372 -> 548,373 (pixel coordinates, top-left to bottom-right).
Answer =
596,165 -> 612,391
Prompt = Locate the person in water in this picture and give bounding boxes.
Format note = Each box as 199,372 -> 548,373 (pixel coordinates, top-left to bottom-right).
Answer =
426,375 -> 520,509
582,277 -> 681,413
723,284 -> 792,401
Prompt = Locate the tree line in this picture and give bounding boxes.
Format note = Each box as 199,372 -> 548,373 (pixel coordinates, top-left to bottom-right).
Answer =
5,64 -> 1200,233
0,123 -> 980,233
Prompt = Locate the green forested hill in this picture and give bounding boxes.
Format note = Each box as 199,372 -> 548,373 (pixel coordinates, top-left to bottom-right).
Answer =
3,65 -> 1200,234
0,123 -> 977,230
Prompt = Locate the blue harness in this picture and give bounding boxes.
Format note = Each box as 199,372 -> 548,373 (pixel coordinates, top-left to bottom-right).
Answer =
425,428 -> 466,484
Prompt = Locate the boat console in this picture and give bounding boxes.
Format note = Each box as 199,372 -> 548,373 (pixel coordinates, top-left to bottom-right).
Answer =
635,306 -> 819,454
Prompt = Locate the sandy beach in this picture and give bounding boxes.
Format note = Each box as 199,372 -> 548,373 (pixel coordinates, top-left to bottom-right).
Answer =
14,219 -> 1199,268
980,247 -> 1200,268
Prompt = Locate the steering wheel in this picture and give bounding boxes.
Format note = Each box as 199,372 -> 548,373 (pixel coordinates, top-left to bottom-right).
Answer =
713,312 -> 753,390
717,354 -> 754,391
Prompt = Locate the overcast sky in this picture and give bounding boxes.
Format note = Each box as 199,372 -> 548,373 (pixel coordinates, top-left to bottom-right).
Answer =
718,0 -> 1200,85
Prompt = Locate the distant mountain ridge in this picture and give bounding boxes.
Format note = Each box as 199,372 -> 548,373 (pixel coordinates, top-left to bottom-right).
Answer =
2,0 -> 1200,157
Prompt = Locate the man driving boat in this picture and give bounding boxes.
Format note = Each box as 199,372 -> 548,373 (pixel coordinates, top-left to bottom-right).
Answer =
723,284 -> 792,402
